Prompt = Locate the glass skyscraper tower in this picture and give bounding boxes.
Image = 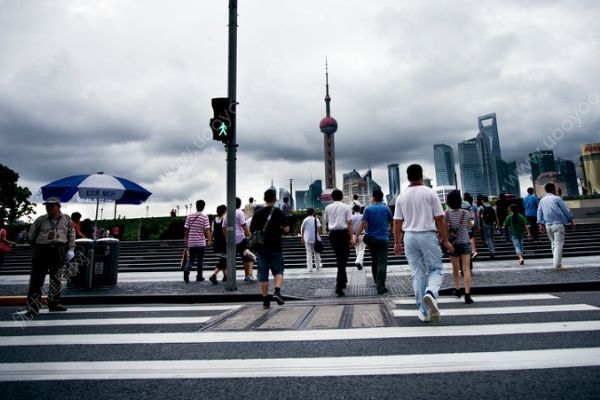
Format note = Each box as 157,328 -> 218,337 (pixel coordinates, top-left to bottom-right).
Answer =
478,113 -> 502,161
433,144 -> 456,187
387,163 -> 401,201
458,138 -> 487,196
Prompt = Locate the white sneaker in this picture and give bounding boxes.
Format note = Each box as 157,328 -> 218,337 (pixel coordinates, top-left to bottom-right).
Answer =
243,249 -> 257,262
423,293 -> 441,321
244,275 -> 257,282
418,311 -> 430,322
306,267 -> 313,273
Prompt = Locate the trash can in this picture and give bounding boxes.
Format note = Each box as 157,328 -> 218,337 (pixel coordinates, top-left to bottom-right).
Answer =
67,239 -> 94,289
91,238 -> 119,288
66,238 -> 119,289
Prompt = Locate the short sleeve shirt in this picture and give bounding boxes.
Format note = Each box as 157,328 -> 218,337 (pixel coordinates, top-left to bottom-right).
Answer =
185,212 -> 210,247
249,206 -> 289,253
393,185 -> 444,232
223,209 -> 248,244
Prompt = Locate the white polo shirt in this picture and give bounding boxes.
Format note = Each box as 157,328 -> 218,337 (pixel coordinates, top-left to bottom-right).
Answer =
324,201 -> 352,231
393,185 -> 444,232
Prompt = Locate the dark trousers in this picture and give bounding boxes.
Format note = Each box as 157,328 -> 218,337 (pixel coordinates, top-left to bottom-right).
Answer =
364,236 -> 389,291
186,246 -> 206,276
27,244 -> 66,311
329,230 -> 350,289
527,216 -> 539,240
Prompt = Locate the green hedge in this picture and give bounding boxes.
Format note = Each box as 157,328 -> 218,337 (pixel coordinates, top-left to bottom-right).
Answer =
97,217 -> 186,241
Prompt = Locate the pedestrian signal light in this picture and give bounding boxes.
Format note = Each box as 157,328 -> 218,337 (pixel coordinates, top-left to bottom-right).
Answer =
210,97 -> 234,142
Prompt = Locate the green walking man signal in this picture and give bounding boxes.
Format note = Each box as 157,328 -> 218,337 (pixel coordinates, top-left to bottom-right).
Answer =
210,97 -> 234,142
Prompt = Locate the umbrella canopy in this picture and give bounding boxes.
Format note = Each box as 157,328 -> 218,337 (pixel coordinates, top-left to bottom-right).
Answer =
41,172 -> 152,205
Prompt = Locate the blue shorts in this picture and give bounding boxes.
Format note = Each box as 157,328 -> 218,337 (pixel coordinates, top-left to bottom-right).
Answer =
450,242 -> 471,257
256,251 -> 285,282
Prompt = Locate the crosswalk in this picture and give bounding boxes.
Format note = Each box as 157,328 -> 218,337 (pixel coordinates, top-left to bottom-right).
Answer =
0,293 -> 599,391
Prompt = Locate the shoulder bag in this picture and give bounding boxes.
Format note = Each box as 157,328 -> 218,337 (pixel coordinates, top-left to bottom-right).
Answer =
249,207 -> 275,251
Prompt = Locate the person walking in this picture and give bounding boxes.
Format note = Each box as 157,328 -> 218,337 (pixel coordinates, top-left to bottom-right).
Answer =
209,205 -> 228,284
523,187 -> 540,241
0,220 -> 15,270
537,183 -> 575,271
223,197 -> 256,281
250,189 -> 290,309
324,189 -> 354,297
463,193 -> 479,259
300,208 -> 322,272
183,200 -> 211,283
504,204 -> 530,265
355,189 -> 393,295
244,197 -> 256,219
445,190 -> 474,304
351,205 -> 366,270
25,197 -> 75,316
393,164 -> 453,322
478,195 -> 499,258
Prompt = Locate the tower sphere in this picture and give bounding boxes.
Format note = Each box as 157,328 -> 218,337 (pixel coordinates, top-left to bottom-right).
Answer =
320,116 -> 338,135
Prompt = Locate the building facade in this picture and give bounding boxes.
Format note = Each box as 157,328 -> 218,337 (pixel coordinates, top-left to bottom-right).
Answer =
556,158 -> 579,196
535,172 -> 568,198
478,113 -> 502,161
529,150 -> 556,184
580,143 -> 600,195
343,169 -> 382,205
433,144 -> 456,187
458,138 -> 488,196
387,163 -> 401,204
475,131 -> 499,196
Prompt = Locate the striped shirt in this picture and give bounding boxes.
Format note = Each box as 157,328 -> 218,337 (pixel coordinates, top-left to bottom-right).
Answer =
185,212 -> 210,247
446,209 -> 470,244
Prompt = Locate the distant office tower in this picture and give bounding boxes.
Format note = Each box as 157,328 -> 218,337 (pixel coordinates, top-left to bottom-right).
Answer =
535,172 -> 568,198
433,144 -> 456,187
580,143 -> 600,195
343,169 -> 381,205
475,131 -> 499,196
423,177 -> 433,188
387,163 -> 401,202
556,158 -> 579,196
295,190 -> 308,210
529,150 -> 556,184
277,188 -> 291,209
505,161 -> 521,196
458,138 -> 487,196
478,113 -> 502,161
319,59 -> 338,189
306,179 -> 323,209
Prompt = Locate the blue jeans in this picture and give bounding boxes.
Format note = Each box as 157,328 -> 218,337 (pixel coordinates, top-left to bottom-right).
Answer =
482,223 -> 495,254
186,246 -> 206,274
256,251 -> 285,283
511,235 -> 524,256
403,231 -> 444,317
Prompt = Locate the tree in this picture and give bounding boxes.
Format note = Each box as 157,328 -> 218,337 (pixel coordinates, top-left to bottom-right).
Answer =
0,163 -> 36,224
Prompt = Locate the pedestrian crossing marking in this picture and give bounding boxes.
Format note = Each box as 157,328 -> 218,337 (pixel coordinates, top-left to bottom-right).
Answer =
392,304 -> 599,317
13,305 -> 241,315
2,320 -> 599,347
0,316 -> 211,328
394,294 -> 559,304
1,347 -> 599,380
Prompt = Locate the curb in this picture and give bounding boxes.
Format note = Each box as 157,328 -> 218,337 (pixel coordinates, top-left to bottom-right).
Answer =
439,280 -> 600,296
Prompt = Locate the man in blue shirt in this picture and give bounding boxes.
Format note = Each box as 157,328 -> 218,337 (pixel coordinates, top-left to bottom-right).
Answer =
537,183 -> 575,271
355,189 -> 393,295
523,187 -> 540,241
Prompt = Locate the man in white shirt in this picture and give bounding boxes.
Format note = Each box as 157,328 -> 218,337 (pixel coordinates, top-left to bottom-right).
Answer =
324,189 -> 354,297
393,164 -> 453,322
351,205 -> 365,270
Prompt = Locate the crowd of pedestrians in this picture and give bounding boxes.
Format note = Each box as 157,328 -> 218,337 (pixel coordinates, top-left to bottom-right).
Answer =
10,164 -> 577,318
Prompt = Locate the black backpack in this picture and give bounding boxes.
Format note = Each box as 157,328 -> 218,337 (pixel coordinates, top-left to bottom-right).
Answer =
482,206 -> 497,225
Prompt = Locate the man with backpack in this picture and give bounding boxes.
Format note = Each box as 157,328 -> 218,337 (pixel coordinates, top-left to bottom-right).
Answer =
477,195 -> 499,258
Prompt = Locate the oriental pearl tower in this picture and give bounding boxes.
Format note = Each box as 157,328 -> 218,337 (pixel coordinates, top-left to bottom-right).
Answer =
319,59 -> 338,189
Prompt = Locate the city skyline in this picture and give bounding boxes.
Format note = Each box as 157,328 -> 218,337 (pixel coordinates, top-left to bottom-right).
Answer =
1,1 -> 599,218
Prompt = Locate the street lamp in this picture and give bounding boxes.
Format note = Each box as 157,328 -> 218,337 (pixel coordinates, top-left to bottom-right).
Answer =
289,178 -> 294,211
100,207 -> 104,220
146,205 -> 149,217
176,205 -> 180,216
185,205 -> 188,215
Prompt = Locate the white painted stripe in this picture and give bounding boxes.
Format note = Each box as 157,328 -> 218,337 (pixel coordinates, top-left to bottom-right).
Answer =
13,305 -> 240,315
1,347 -> 598,381
394,294 -> 559,305
1,320 -> 599,347
392,304 -> 599,317
0,317 -> 210,328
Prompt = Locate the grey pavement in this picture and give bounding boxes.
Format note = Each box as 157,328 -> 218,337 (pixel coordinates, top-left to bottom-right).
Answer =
1,255 -> 599,302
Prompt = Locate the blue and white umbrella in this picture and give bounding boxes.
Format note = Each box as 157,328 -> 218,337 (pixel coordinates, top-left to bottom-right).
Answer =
41,172 -> 151,205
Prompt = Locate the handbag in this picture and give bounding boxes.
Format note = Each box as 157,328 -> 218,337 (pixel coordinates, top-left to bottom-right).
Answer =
313,217 -> 323,253
249,207 -> 275,251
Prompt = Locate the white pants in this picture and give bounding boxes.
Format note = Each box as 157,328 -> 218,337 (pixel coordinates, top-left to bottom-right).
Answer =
354,236 -> 366,265
305,242 -> 322,270
546,224 -> 565,268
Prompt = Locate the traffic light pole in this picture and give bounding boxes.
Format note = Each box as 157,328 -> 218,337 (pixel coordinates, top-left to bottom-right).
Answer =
225,0 -> 238,291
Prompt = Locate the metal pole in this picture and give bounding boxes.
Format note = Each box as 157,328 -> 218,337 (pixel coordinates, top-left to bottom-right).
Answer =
225,0 -> 238,291
289,178 -> 294,210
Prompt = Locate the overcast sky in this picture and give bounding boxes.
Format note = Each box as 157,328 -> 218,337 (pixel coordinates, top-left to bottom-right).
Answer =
1,0 -> 599,219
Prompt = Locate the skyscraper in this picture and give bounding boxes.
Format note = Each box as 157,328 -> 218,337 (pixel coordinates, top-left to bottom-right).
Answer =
475,131 -> 499,196
580,143 -> 600,195
319,59 -> 338,189
478,113 -> 502,161
458,138 -> 487,196
343,169 -> 381,205
529,150 -> 556,184
387,163 -> 401,203
433,144 -> 456,187
505,161 -> 521,196
556,158 -> 578,196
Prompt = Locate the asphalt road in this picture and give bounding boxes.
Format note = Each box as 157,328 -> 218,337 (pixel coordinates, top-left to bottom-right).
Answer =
1,291 -> 599,400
